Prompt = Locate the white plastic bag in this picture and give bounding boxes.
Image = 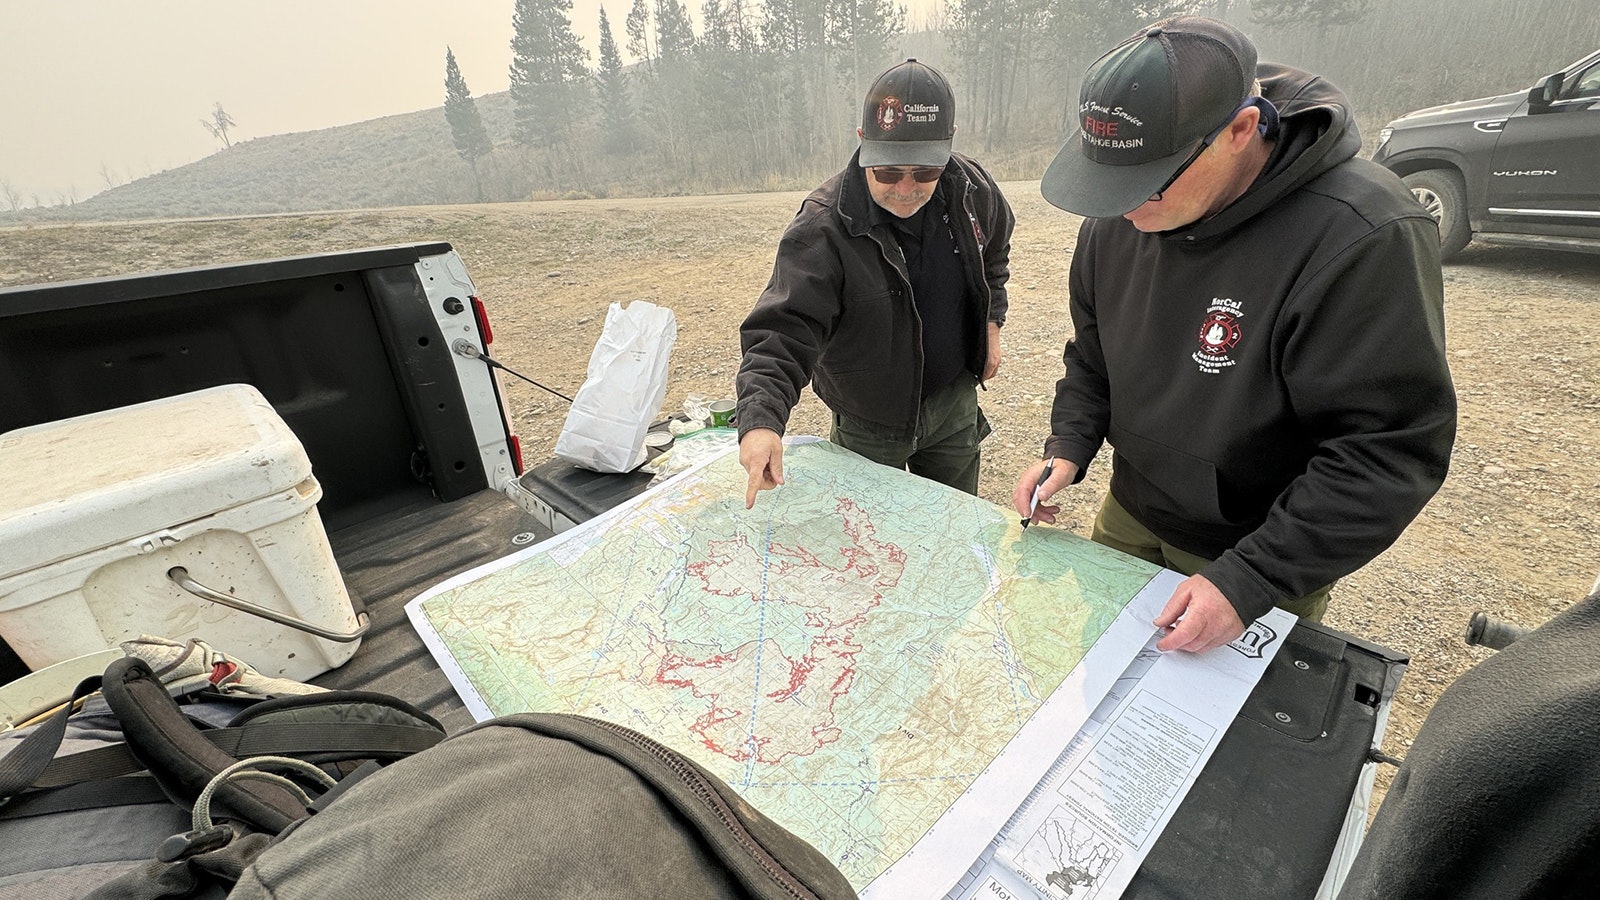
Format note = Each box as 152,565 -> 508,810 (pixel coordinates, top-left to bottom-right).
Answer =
555,300 -> 678,473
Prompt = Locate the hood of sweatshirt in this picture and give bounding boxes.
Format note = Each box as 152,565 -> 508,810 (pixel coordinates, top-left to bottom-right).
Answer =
1177,62 -> 1364,242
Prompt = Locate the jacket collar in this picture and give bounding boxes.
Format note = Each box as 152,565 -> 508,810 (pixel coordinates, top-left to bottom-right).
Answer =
838,148 -> 876,238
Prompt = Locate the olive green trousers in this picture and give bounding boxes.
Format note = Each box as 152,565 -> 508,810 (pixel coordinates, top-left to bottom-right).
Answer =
829,375 -> 990,495
1090,492 -> 1332,621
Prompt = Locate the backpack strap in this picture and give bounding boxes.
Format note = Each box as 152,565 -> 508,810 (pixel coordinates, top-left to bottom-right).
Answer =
5,669 -> 447,825
27,714 -> 444,788
100,656 -> 308,832
0,674 -> 102,802
0,774 -> 171,820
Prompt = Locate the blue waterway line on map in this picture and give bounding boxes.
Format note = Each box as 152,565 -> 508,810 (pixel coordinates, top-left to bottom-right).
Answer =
573,525 -> 652,708
990,591 -> 1031,727
751,773 -> 978,789
741,515 -> 776,787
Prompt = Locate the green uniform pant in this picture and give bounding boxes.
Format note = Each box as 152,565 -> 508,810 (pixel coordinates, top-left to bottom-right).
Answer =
1090,492 -> 1333,622
829,375 -> 991,495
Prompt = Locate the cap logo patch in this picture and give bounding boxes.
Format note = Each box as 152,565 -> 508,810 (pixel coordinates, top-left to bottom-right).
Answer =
877,97 -> 904,132
1080,100 -> 1145,149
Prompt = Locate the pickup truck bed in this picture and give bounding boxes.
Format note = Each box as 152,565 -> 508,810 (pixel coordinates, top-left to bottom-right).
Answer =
2,244 -> 1404,898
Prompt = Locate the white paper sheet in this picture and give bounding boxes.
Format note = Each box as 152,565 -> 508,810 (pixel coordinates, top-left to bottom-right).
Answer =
934,608 -> 1296,900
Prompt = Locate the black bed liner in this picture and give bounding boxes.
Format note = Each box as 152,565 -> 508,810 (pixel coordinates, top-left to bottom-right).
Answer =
314,484 -> 554,732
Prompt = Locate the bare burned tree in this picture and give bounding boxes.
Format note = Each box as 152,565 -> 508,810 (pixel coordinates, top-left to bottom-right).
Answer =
201,102 -> 237,149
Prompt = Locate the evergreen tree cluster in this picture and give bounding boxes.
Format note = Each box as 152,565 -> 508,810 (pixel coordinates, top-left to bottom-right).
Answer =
429,0 -> 1585,203
442,0 -> 937,201
430,1 -> 1259,201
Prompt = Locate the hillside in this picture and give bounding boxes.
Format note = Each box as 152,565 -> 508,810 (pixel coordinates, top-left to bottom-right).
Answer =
39,94 -> 519,221
5,5 -> 1590,224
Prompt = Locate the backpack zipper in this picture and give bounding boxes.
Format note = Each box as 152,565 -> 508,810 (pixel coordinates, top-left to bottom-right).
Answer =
577,715 -> 824,900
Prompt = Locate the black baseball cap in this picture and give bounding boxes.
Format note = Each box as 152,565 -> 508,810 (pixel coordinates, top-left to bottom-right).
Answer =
1041,17 -> 1258,218
859,59 -> 956,168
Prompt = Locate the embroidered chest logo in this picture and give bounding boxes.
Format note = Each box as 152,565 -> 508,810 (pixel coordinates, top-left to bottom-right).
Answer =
877,97 -> 904,132
1192,298 -> 1244,374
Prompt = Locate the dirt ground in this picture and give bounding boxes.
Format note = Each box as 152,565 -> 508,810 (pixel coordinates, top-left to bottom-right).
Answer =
4,185 -> 1598,810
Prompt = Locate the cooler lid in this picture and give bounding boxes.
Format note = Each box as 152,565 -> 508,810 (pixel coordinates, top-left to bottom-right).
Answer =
0,384 -> 315,577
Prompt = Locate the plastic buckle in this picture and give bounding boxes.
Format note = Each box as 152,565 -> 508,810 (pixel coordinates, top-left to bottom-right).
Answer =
156,825 -> 234,862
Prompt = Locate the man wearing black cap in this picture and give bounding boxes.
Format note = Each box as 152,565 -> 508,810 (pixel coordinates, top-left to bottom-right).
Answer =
1014,17 -> 1456,653
736,59 -> 1014,508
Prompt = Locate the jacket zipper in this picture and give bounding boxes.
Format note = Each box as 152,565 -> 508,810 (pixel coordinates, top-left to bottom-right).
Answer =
958,180 -> 993,387
873,228 -> 923,448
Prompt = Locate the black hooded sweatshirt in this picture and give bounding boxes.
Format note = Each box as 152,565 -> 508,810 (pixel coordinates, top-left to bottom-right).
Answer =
1045,64 -> 1457,622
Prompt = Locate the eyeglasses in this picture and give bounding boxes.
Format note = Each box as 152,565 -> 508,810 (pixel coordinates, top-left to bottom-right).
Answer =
870,166 -> 943,185
1148,99 -> 1258,201
1148,139 -> 1212,201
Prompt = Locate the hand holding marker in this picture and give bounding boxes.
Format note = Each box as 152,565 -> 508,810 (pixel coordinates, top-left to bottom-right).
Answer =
1021,457 -> 1055,529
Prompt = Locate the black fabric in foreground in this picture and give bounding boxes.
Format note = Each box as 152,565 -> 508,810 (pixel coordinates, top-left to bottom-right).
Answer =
1338,591 -> 1600,900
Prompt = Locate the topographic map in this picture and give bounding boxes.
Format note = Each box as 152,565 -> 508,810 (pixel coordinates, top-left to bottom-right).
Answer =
409,441 -> 1165,889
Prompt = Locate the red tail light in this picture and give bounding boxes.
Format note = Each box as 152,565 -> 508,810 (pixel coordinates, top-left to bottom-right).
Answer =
470,295 -> 494,346
469,294 -> 520,477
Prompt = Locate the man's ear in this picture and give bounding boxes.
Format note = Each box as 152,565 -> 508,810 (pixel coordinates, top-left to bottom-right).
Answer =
1221,106 -> 1262,152
856,126 -> 864,140
1244,96 -> 1279,136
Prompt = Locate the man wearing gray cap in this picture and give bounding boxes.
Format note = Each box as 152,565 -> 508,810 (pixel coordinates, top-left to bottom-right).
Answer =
737,59 -> 1015,508
1014,17 -> 1456,653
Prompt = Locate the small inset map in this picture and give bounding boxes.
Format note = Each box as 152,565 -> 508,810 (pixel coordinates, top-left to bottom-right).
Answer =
1011,806 -> 1122,899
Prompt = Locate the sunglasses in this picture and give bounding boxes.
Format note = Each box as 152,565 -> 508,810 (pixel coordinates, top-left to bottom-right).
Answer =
870,166 -> 943,185
1148,99 -> 1261,201
1148,140 -> 1212,201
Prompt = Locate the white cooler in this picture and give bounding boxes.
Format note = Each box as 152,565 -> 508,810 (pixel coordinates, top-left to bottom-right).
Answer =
0,384 -> 364,682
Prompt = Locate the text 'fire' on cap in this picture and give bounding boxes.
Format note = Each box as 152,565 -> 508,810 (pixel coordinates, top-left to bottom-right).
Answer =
1041,16 -> 1259,218
859,58 -> 956,169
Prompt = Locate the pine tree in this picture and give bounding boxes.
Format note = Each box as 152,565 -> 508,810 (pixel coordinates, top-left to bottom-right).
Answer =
625,0 -> 653,66
759,0 -> 830,169
824,0 -> 904,103
444,48 -> 494,200
639,0 -> 698,172
653,0 -> 696,61
596,7 -> 637,154
508,0 -> 593,148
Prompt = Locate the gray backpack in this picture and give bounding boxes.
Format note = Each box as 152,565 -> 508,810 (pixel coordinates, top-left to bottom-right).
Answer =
1,656 -> 856,900
230,714 -> 857,899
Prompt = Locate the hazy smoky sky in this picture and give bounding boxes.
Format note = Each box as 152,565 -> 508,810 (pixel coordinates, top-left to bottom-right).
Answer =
0,0 -> 944,205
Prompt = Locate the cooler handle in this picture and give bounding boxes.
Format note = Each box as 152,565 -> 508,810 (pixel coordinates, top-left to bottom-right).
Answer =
166,567 -> 370,644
